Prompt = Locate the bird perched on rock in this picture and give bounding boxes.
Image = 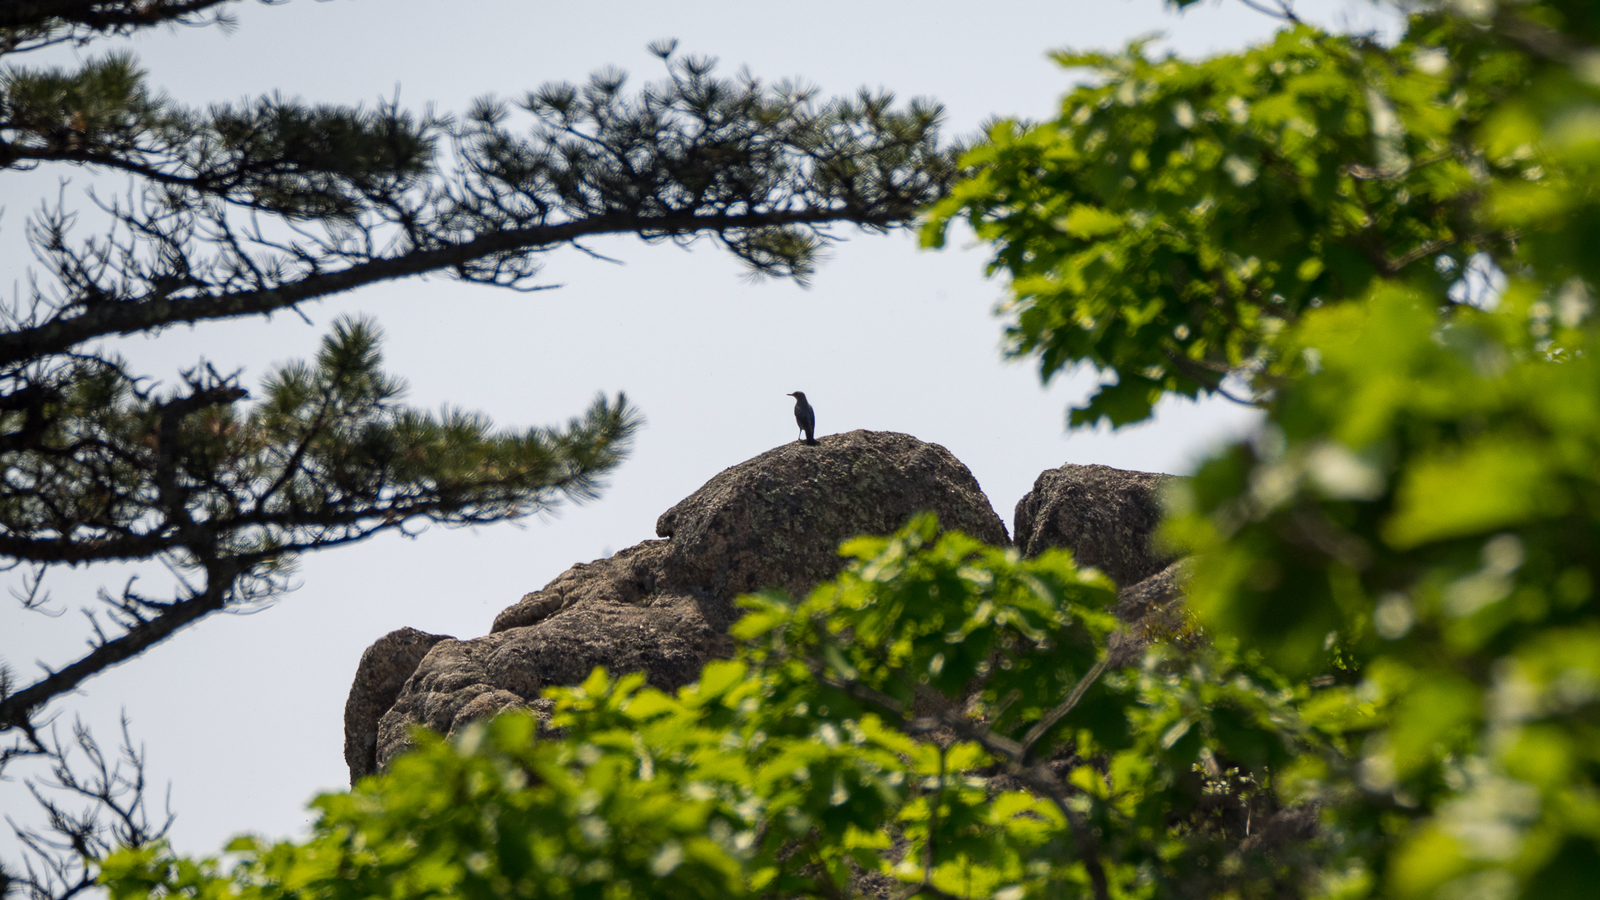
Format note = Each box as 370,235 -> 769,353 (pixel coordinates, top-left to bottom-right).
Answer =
787,391 -> 816,445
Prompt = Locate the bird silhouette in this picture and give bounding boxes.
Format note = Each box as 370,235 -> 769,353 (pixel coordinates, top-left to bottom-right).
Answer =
787,391 -> 816,445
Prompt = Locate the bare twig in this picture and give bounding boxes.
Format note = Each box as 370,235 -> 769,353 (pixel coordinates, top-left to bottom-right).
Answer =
4,715 -> 172,900
1236,0 -> 1302,24
1020,658 -> 1108,757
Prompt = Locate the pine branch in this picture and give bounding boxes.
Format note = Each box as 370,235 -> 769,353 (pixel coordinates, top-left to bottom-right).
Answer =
0,319 -> 640,735
0,207 -> 897,366
2,52 -> 953,362
3,716 -> 172,900
0,0 -> 237,47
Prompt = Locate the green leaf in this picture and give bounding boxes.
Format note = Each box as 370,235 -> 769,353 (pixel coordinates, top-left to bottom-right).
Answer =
1057,204 -> 1124,239
1385,437 -> 1559,548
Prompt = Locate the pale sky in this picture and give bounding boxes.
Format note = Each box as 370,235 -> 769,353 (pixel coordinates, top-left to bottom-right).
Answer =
0,0 -> 1397,859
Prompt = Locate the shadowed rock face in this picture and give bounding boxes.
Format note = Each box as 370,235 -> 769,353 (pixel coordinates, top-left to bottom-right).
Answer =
1009,463 -> 1195,672
1013,463 -> 1179,587
347,431 -> 1009,781
1107,560 -> 1194,668
343,628 -> 452,783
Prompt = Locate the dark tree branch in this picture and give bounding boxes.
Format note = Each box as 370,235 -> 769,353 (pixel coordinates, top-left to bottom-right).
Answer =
0,573 -> 234,733
0,0 -> 233,30
1234,0 -> 1302,24
0,0 -> 238,50
1160,347 -> 1269,407
0,207 -> 901,366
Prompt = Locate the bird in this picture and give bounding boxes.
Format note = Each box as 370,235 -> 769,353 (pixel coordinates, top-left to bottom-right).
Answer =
787,391 -> 816,445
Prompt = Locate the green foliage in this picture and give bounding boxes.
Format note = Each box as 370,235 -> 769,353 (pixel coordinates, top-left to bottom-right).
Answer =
923,15 -> 1524,427
927,0 -> 1600,896
102,516 -> 1342,900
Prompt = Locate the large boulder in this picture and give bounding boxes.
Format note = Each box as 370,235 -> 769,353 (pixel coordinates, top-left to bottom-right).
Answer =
1011,463 -> 1195,667
349,431 -> 1008,779
1013,463 -> 1179,586
343,627 -> 452,783
649,429 -> 1009,627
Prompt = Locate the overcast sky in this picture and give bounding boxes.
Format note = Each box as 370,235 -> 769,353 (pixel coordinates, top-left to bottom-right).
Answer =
1,0 -> 1398,860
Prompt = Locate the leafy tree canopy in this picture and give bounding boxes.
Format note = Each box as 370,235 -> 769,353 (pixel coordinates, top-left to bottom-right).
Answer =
922,0 -> 1600,894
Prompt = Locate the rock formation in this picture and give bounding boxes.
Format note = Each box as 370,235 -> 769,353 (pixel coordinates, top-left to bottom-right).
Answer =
344,430 -> 1010,782
333,429 -> 1322,883
344,433 -> 1193,784
1010,463 -> 1192,669
1014,463 -> 1178,585
1107,559 -> 1193,667
342,627 -> 453,784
